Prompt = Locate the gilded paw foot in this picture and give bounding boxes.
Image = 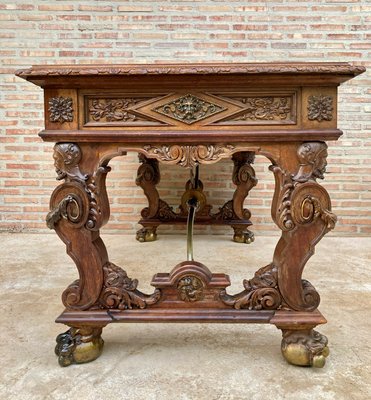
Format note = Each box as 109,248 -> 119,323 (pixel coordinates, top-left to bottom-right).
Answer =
233,228 -> 255,244
55,327 -> 104,367
136,227 -> 157,242
281,329 -> 329,368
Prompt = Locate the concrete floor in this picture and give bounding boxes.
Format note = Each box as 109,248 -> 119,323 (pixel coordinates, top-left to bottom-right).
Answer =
0,233 -> 370,400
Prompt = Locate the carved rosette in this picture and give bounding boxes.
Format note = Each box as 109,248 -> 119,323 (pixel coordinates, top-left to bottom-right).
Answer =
307,94 -> 333,122
220,263 -> 283,310
48,96 -> 73,123
98,262 -> 161,310
142,144 -> 236,169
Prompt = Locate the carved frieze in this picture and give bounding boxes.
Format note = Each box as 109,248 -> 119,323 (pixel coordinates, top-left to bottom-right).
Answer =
48,96 -> 73,123
153,94 -> 226,124
142,144 -> 236,168
307,94 -> 333,122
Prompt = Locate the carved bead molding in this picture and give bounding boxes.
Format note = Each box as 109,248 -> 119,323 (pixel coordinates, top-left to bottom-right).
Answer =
98,262 -> 161,309
142,144 -> 236,169
271,141 -> 337,232
48,96 -> 73,123
307,94 -> 333,122
153,94 -> 225,124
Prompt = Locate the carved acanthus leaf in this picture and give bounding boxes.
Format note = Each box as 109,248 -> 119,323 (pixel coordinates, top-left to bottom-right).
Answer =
224,96 -> 292,122
98,262 -> 161,310
142,144 -> 236,168
88,98 -> 151,122
220,263 -> 283,310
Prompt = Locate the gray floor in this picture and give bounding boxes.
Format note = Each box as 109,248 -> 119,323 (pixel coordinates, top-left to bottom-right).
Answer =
0,233 -> 370,400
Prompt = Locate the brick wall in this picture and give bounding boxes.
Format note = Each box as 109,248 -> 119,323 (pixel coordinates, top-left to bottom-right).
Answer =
0,1 -> 370,236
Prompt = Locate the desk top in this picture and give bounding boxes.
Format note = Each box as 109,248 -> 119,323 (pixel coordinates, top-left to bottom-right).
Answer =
16,62 -> 365,143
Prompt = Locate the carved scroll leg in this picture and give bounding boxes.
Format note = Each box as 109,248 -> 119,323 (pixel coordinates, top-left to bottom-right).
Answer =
231,152 -> 257,244
55,326 -> 105,367
135,154 -> 161,242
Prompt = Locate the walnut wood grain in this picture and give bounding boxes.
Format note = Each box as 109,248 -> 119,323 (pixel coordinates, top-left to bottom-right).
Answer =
16,62 -> 365,367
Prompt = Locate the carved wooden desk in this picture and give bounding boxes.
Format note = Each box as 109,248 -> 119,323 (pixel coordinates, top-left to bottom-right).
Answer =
16,63 -> 364,368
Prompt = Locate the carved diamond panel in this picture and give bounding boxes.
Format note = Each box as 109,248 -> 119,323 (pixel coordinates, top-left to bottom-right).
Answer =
153,94 -> 226,124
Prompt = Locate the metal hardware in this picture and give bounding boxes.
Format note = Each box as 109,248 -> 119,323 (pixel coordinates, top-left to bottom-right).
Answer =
186,165 -> 200,261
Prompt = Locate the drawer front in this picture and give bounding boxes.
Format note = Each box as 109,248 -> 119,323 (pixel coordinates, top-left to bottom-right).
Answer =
44,87 -> 337,132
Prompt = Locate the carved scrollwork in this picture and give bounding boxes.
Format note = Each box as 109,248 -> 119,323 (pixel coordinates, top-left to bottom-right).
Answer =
290,182 -> 337,232
88,98 -> 150,122
307,94 -> 333,122
271,142 -> 334,232
98,262 -> 161,310
48,96 -> 73,123
220,263 -> 283,310
62,279 -> 81,309
177,275 -> 204,302
48,181 -> 90,231
142,144 -> 236,169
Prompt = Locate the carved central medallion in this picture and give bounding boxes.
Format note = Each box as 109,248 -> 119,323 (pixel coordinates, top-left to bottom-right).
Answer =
153,94 -> 226,124
177,275 -> 204,302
